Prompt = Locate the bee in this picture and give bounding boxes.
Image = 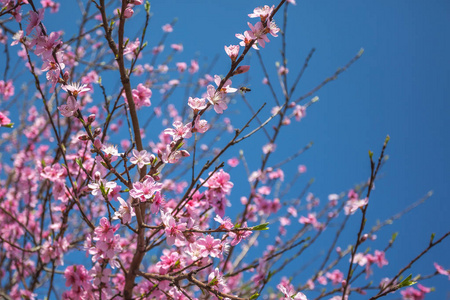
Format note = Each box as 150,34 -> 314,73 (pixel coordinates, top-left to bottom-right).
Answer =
239,86 -> 251,93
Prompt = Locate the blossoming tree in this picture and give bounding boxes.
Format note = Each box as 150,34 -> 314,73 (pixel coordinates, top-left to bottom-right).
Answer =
0,0 -> 448,299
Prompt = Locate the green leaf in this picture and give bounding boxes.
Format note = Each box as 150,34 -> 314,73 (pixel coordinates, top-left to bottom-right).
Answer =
250,293 -> 259,299
267,271 -> 273,281
430,233 -> 435,244
174,259 -> 180,268
391,232 -> 398,242
252,222 -> 270,231
398,274 -> 417,288
75,158 -> 83,168
208,278 -> 218,286
175,142 -> 184,151
2,123 -> 14,128
145,1 -> 151,13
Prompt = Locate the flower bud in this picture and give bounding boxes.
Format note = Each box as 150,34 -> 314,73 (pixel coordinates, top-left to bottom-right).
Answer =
94,127 -> 102,137
224,45 -> 240,62
93,138 -> 102,150
360,233 -> 369,242
233,65 -> 250,75
63,70 -> 70,83
78,134 -> 89,141
87,114 -> 96,124
123,7 -> 134,18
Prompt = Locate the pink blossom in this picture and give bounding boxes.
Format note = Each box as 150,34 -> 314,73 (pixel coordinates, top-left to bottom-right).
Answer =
208,268 -> 226,292
41,0 -> 60,13
277,278 -> 307,300
40,163 -> 66,181
214,74 -> 237,94
123,6 -> 134,18
229,222 -> 252,246
62,82 -> 90,98
157,249 -> 183,274
161,211 -> 187,246
188,97 -> 207,111
224,44 -> 240,61
164,120 -> 192,141
366,250 -> 388,268
94,217 -> 119,242
41,237 -> 69,266
317,275 -> 327,285
130,176 -> 163,201
344,197 -> 368,215
197,235 -> 222,258
64,265 -> 91,290
35,31 -> 62,60
194,116 -> 210,133
130,149 -> 152,169
206,84 -> 227,114
262,142 -> 276,154
176,62 -> 187,72
293,105 -> 306,121
203,169 -> 234,194
268,168 -> 284,181
234,65 -> 250,75
278,65 -> 289,75
130,83 -> 152,109
434,262 -> 450,279
267,20 -> 280,37
162,24 -> 173,32
113,197 -> 135,224
248,5 -> 274,22
171,43 -> 183,51
89,263 -> 111,287
0,112 -> 11,127
353,252 -> 368,266
288,206 -> 298,217
11,30 -> 24,46
299,213 -> 317,226
152,44 -> 164,55
247,21 -> 270,48
328,193 -> 339,206
227,157 -> 239,167
101,144 -> 123,160
40,53 -> 65,91
326,269 -> 344,285
400,284 -> 431,300
214,214 -> 234,230
58,96 -> 79,117
26,9 -> 44,35
236,30 -> 259,50
189,59 -> 199,74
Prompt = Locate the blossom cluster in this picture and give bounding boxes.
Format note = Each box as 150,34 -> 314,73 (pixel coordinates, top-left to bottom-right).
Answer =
0,1 -> 447,300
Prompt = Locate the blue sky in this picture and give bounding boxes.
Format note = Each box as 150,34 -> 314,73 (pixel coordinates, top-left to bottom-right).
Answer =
1,0 -> 449,298
144,1 -> 450,298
